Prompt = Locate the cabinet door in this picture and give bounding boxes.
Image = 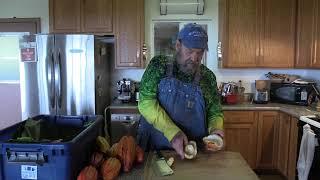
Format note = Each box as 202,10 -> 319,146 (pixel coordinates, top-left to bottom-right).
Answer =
277,113 -> 291,177
287,117 -> 298,180
219,0 -> 260,68
296,0 -> 320,68
261,0 -> 295,68
256,111 -> 279,169
115,0 -> 144,68
224,111 -> 258,168
81,0 -> 113,33
49,0 -> 81,33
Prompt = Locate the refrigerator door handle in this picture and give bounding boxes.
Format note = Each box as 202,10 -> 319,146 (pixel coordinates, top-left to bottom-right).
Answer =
57,51 -> 62,108
49,53 -> 55,109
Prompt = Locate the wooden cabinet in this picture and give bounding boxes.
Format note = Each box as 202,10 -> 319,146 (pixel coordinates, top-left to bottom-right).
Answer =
81,0 -> 113,33
219,0 -> 260,68
276,113 -> 291,177
296,0 -> 320,68
223,111 -> 258,168
114,0 -> 144,68
287,117 -> 299,180
219,0 -> 296,68
49,0 -> 81,33
256,111 -> 279,169
50,0 -> 113,33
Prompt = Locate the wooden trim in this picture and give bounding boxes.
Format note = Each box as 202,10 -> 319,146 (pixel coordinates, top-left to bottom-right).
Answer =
0,18 -> 41,33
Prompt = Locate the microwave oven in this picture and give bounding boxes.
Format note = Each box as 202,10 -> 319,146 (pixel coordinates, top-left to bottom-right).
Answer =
270,83 -> 316,106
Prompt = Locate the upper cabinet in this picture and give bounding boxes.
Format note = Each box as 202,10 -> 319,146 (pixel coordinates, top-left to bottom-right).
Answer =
219,0 -> 296,68
49,0 -> 113,33
50,0 -> 81,33
81,0 -> 113,33
296,0 -> 320,68
114,0 -> 144,68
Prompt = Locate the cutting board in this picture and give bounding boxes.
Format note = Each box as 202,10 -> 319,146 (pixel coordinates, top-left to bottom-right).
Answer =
143,151 -> 260,180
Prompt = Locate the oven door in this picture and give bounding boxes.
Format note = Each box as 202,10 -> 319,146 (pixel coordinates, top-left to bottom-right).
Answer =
297,121 -> 320,180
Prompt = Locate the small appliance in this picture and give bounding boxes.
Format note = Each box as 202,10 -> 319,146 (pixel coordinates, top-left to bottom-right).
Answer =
117,78 -> 134,102
270,82 -> 317,106
253,80 -> 270,104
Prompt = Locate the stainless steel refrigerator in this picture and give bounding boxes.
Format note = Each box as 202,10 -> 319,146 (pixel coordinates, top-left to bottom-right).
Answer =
19,34 -> 112,120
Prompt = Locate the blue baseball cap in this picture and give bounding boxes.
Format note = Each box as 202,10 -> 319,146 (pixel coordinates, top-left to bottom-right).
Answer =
177,23 -> 208,50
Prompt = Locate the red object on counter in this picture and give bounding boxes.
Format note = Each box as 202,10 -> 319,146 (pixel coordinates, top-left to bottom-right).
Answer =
226,94 -> 238,104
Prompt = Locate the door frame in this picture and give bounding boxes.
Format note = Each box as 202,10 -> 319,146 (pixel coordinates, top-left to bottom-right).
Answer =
0,18 -> 41,33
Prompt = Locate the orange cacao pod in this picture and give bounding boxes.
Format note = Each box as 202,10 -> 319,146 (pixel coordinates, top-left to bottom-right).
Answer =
90,152 -> 104,167
117,136 -> 137,172
77,165 -> 98,180
100,157 -> 121,180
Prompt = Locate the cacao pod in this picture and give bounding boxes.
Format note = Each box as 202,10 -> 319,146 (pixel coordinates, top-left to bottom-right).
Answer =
108,143 -> 118,157
77,165 -> 98,180
135,146 -> 144,163
117,136 -> 137,172
96,136 -> 110,153
90,151 -> 104,167
100,157 -> 121,180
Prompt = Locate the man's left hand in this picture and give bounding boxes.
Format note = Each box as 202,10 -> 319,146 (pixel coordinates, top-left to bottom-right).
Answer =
204,129 -> 224,152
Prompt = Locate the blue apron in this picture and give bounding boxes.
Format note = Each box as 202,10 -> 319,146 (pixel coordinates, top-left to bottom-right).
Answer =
138,62 -> 207,150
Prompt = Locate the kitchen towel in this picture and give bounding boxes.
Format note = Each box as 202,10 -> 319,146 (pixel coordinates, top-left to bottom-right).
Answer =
297,124 -> 319,180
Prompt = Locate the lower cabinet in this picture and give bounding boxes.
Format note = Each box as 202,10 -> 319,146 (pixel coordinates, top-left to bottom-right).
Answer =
256,111 -> 279,170
287,117 -> 299,180
224,110 -> 299,179
277,112 -> 291,177
224,111 -> 258,169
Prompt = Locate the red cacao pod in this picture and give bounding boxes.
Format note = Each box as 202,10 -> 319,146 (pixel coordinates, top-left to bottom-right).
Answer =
135,146 -> 144,163
90,151 -> 104,167
100,157 -> 121,180
77,165 -> 98,180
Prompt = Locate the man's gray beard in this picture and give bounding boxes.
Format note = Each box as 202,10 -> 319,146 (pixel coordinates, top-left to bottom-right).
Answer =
176,52 -> 199,75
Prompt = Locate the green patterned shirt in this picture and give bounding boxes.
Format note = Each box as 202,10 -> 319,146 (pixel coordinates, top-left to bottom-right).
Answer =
138,55 -> 224,142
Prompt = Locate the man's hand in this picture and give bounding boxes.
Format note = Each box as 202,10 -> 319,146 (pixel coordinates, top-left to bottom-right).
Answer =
204,129 -> 224,152
170,131 -> 188,159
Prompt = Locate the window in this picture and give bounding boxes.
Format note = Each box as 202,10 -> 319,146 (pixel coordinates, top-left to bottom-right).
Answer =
151,20 -> 212,65
0,33 -> 28,82
0,18 -> 40,83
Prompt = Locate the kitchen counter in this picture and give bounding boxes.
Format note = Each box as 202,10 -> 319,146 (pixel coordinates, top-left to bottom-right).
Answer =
119,151 -> 259,180
107,101 -> 319,118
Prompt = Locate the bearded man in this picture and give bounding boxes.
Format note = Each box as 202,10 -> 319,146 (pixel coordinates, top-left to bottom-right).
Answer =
137,23 -> 224,159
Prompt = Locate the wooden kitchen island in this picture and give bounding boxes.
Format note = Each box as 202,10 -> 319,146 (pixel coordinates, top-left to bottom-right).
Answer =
119,151 -> 259,180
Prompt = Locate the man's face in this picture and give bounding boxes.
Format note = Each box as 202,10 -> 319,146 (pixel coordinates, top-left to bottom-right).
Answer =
176,40 -> 204,75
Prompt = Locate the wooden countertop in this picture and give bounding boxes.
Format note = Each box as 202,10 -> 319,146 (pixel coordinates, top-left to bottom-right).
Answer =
119,151 -> 259,180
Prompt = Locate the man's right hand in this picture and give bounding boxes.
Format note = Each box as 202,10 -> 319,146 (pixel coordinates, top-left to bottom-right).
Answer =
170,131 -> 188,159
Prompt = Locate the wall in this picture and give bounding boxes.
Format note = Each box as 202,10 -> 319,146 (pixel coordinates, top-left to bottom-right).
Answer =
0,0 -> 49,129
0,0 -> 49,33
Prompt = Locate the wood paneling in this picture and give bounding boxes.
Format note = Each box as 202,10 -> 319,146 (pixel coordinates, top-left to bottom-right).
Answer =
296,0 -> 320,68
261,0 -> 295,68
81,0 -> 113,33
49,0 -> 81,33
224,111 -> 258,168
256,111 -> 279,169
115,0 -> 144,68
277,113 -> 291,177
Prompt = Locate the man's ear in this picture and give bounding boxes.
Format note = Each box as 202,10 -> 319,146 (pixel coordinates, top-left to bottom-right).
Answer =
175,40 -> 181,51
